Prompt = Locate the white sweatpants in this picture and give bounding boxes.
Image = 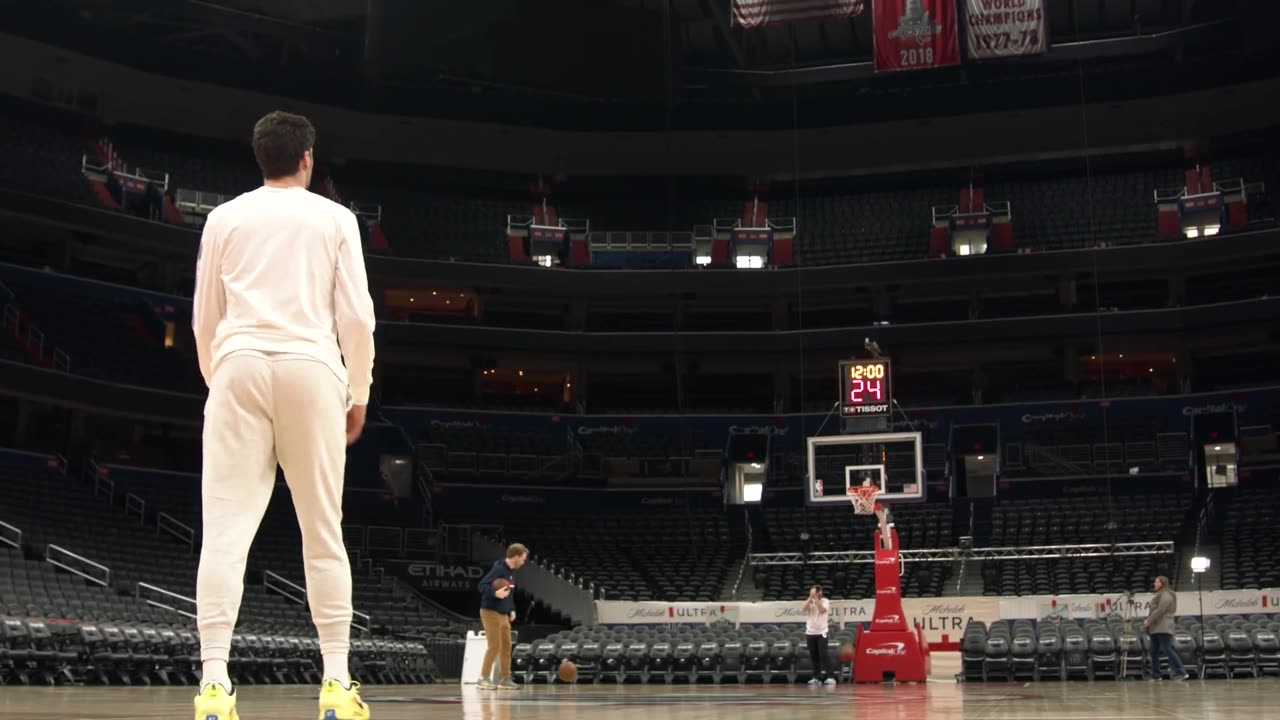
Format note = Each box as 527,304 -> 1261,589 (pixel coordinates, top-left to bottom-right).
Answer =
196,352 -> 352,662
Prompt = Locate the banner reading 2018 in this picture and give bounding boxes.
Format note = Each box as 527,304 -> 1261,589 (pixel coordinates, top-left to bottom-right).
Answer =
872,0 -> 961,72
965,0 -> 1048,59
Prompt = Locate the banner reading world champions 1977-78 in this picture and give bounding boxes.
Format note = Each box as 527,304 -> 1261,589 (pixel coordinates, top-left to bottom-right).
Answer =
965,0 -> 1048,59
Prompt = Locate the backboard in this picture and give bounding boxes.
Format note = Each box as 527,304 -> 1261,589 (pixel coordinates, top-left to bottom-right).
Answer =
806,431 -> 925,505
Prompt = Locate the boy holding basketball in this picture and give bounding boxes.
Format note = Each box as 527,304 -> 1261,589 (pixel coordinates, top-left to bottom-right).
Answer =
476,543 -> 528,689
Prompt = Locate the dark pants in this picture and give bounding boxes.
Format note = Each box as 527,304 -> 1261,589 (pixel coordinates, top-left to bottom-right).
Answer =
1148,633 -> 1186,678
806,634 -> 830,680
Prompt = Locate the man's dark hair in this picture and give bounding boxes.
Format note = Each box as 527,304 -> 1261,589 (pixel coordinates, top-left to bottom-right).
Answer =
251,111 -> 315,180
506,543 -> 528,559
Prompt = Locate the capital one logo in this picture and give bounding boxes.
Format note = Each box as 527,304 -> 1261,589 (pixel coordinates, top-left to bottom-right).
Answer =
865,642 -> 907,656
876,557 -> 897,566
877,586 -> 899,595
874,615 -> 901,624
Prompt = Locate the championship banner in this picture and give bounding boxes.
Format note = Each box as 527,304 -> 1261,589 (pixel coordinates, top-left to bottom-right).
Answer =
732,0 -> 866,29
872,0 -> 961,72
964,0 -> 1048,59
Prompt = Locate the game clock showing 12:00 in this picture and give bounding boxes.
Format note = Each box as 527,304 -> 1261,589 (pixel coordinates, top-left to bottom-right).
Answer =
838,359 -> 892,417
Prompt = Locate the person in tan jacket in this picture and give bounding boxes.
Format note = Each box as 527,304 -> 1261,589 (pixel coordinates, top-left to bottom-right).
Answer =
1144,575 -> 1188,680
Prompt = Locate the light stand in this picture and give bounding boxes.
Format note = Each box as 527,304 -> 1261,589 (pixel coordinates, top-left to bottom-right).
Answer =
1191,555 -> 1211,632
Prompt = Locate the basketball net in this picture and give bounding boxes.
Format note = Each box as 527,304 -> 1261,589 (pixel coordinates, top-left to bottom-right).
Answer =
848,482 -> 892,549
847,484 -> 879,514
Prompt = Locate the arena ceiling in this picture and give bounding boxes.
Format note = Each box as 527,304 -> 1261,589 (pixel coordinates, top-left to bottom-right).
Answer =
2,0 -> 1272,130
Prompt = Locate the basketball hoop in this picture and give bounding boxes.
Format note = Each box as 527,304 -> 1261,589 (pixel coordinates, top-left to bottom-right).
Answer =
847,484 -> 880,515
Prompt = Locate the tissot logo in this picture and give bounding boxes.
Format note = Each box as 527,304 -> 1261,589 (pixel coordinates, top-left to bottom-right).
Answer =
849,404 -> 890,415
626,607 -> 669,619
865,642 -> 907,656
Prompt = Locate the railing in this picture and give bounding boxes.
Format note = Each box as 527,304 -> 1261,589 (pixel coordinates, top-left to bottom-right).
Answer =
765,216 -> 798,233
1,302 -> 18,333
80,153 -> 170,191
931,202 -> 1011,224
366,526 -> 404,552
46,544 -> 110,587
560,217 -> 590,234
0,520 -> 21,549
124,493 -> 146,524
472,531 -> 595,626
136,582 -> 197,619
264,570 -> 307,605
353,610 -> 371,633
506,214 -> 534,233
587,231 -> 694,251
349,202 -> 382,223
173,188 -> 231,216
262,571 -> 371,633
157,512 -> 196,553
438,523 -> 503,559
87,462 -> 113,501
403,528 -> 433,553
342,524 -> 366,552
730,506 -> 751,600
750,540 -> 1176,566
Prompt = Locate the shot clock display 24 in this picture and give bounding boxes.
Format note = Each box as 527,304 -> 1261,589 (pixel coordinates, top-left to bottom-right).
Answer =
838,358 -> 892,417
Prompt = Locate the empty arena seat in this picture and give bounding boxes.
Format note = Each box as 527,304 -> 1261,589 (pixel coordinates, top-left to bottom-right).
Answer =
1225,630 -> 1257,678
1220,487 -> 1280,590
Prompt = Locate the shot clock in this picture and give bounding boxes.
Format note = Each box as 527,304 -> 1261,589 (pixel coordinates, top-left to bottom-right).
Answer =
838,359 -> 892,417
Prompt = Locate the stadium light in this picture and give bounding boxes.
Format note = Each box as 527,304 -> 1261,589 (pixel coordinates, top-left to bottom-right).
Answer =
1190,556 -> 1211,573
743,482 -> 764,503
694,254 -> 712,266
734,255 -> 765,269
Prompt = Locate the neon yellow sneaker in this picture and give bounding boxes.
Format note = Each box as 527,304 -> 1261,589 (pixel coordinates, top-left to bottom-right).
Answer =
193,683 -> 239,720
319,679 -> 370,720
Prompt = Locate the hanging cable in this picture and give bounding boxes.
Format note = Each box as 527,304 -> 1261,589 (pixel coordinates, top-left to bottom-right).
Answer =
1070,5 -> 1116,539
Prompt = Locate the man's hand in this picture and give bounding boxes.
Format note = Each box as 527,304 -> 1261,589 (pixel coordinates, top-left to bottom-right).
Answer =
346,404 -> 367,445
509,611 -> 516,623
495,586 -> 512,600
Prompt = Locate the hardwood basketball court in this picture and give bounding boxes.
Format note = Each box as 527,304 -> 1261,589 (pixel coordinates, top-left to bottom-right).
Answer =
1,657 -> 1272,720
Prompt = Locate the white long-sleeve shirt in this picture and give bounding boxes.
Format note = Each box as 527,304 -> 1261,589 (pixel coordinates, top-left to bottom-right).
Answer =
192,185 -> 376,405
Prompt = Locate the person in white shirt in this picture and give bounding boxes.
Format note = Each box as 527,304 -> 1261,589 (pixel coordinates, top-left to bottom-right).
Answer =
190,110 -> 376,720
803,585 -> 836,685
